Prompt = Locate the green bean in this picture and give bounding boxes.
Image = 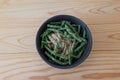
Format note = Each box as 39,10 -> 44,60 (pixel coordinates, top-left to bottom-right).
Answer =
68,42 -> 75,65
65,24 -> 87,42
59,28 -> 66,31
41,43 -> 44,49
45,52 -> 69,65
65,21 -> 76,33
77,47 -> 85,58
71,47 -> 85,58
61,21 -> 66,27
83,29 -> 86,38
56,40 -> 63,49
61,43 -> 66,54
49,22 -> 61,25
80,36 -> 87,43
67,46 -> 71,65
47,24 -> 60,29
41,41 -> 47,48
78,25 -> 81,33
41,30 -> 51,38
65,25 -> 82,42
41,37 -> 48,48
75,42 -> 86,52
47,24 -> 65,30
68,55 -> 71,65
53,45 -> 58,58
71,40 -> 75,53
54,44 -> 58,53
64,31 -> 67,36
41,41 -> 48,44
44,45 -> 61,57
47,27 -> 65,32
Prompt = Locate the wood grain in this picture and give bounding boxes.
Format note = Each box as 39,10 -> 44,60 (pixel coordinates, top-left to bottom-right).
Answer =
0,0 -> 120,80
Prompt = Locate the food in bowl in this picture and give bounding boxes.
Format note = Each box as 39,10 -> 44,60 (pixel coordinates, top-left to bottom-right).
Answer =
41,20 -> 87,65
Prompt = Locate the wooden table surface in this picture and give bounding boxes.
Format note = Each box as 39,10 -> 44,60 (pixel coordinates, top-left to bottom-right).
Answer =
0,0 -> 120,80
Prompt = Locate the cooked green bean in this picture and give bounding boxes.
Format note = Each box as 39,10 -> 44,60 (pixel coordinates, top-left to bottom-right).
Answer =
68,55 -> 71,65
41,37 -> 48,48
65,21 -> 76,33
44,45 -> 61,57
75,42 -> 86,52
41,30 -> 51,38
65,25 -> 82,42
45,52 -> 68,65
49,22 -> 61,25
71,47 -> 85,58
78,25 -> 81,33
47,24 -> 61,29
61,21 -> 66,27
83,29 -> 86,38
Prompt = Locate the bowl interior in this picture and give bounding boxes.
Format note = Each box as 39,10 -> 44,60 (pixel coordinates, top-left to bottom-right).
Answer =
36,15 -> 92,69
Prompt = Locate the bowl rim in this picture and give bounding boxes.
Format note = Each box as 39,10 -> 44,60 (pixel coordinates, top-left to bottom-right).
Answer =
36,15 -> 92,69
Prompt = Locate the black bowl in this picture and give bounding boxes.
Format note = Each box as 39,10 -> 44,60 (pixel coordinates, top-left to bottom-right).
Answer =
36,15 -> 92,69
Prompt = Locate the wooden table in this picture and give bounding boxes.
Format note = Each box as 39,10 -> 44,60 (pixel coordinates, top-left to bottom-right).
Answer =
0,0 -> 120,80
